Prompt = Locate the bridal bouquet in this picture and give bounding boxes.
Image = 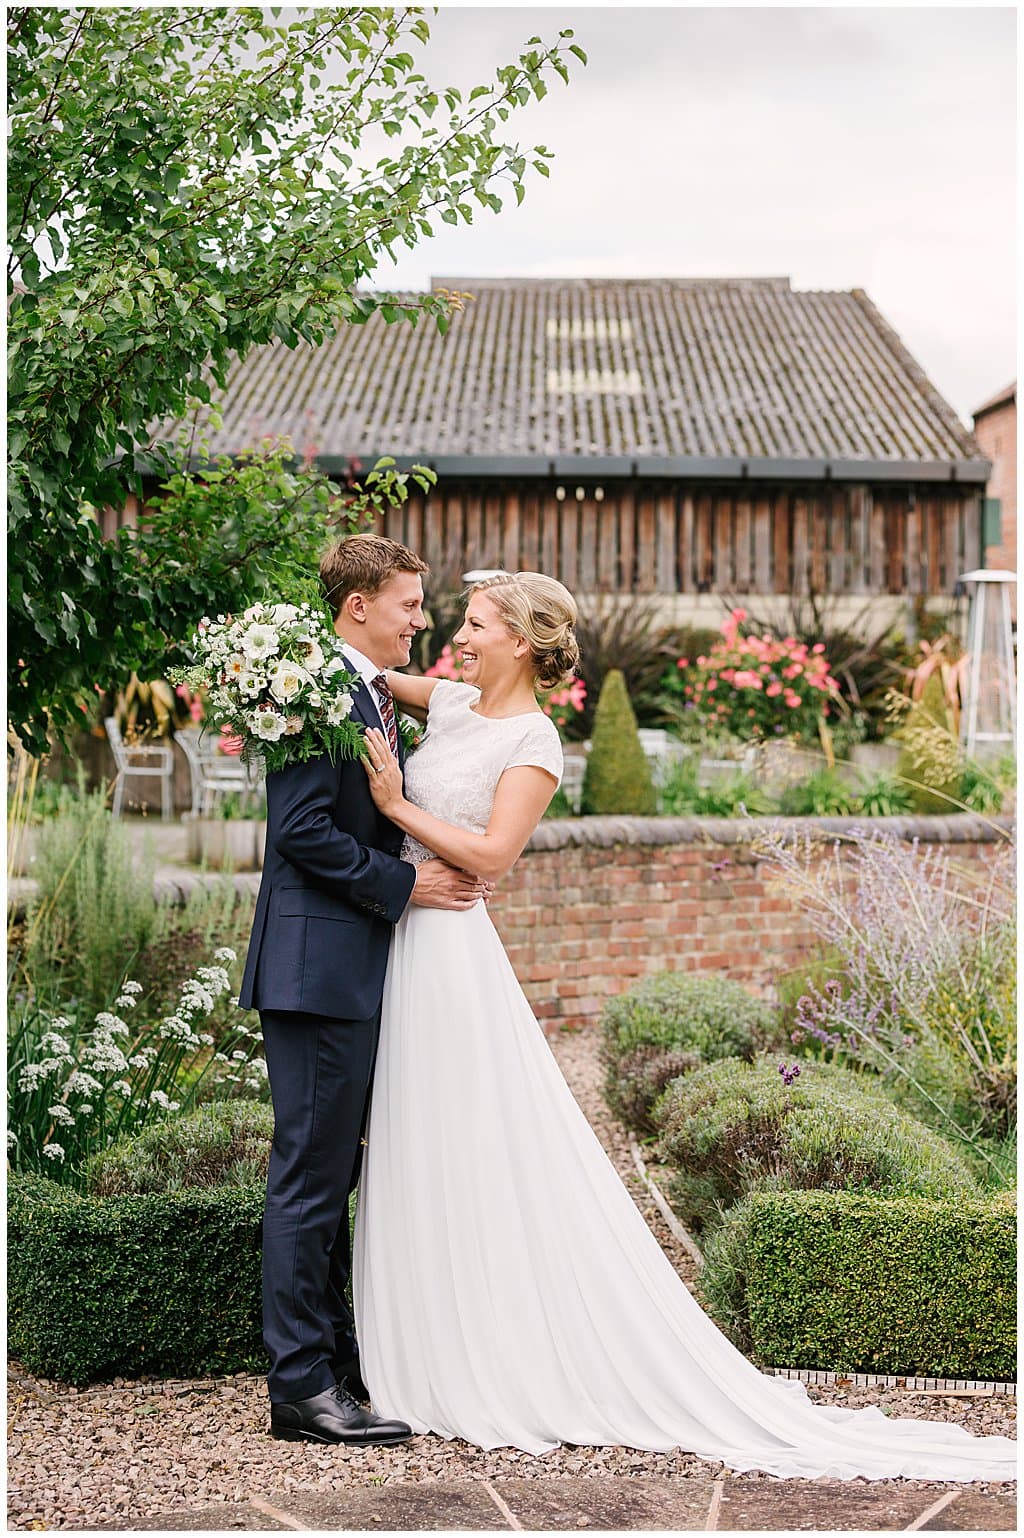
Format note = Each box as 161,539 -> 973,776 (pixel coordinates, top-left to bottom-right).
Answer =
170,599 -> 365,773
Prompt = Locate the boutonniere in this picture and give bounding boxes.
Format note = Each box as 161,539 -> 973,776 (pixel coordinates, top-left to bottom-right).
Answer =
398,714 -> 425,756
171,597 -> 369,773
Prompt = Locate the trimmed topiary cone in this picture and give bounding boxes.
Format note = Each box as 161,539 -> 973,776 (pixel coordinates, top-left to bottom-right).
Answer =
895,670 -> 963,814
582,667 -> 657,815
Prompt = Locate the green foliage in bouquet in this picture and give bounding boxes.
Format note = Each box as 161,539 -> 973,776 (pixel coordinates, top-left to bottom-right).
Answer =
170,587 -> 367,774
582,669 -> 657,816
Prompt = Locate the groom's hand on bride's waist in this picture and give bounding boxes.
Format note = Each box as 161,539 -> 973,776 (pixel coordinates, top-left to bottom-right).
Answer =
409,858 -> 493,910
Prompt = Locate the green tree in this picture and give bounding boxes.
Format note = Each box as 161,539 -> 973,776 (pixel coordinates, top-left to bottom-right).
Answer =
582,668 -> 658,816
8,6 -> 586,752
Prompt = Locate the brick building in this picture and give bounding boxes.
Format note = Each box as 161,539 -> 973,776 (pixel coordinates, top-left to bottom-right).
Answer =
972,381 -> 1016,575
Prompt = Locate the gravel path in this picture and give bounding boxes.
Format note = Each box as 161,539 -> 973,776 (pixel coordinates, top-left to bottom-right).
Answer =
6,1025 -> 1016,1531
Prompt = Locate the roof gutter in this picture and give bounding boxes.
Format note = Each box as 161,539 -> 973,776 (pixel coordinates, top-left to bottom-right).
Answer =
312,453 -> 992,485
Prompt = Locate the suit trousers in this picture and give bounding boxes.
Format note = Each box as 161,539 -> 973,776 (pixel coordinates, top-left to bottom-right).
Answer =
260,1007 -> 381,1404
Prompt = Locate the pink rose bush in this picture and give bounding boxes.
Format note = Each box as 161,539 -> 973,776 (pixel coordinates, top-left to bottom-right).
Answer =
664,609 -> 841,744
426,645 -> 587,733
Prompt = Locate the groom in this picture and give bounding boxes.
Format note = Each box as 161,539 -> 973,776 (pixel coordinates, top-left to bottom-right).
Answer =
239,533 -> 490,1445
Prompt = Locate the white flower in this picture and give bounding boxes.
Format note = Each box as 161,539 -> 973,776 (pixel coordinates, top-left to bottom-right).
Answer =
7,1130 -> 17,1149
325,692 -> 353,727
83,1039 -> 129,1073
112,1080 -> 132,1098
114,994 -> 138,1011
238,669 -> 264,698
47,1104 -> 76,1127
271,603 -> 300,625
18,1058 -> 63,1091
213,947 -> 237,964
43,1143 -> 66,1162
267,659 -> 310,706
223,654 -> 247,679
243,604 -> 263,623
38,1031 -> 73,1059
160,1016 -> 200,1046
198,1033 -> 214,1047
253,710 -> 287,741
79,1102 -> 94,1115
324,654 -> 349,677
283,714 -> 303,736
296,639 -> 325,673
149,1090 -> 180,1112
65,1071 -> 103,1097
241,623 -> 279,662
231,1049 -> 247,1062
306,690 -> 322,709
94,1012 -> 129,1036
118,980 -> 142,996
129,1051 -> 156,1070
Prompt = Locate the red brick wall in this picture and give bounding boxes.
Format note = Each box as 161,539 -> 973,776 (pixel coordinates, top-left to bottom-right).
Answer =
487,816 -> 1007,1032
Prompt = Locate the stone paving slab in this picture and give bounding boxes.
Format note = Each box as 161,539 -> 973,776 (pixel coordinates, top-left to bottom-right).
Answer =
276,1481 -> 504,1530
97,1476 -> 1018,1533
918,1487 -> 1017,1530
491,1474 -> 716,1529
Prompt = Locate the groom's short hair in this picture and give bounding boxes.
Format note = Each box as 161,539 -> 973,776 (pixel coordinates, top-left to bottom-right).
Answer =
320,534 -> 429,619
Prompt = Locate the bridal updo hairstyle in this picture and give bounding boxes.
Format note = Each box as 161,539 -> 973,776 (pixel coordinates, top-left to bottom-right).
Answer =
472,572 -> 580,691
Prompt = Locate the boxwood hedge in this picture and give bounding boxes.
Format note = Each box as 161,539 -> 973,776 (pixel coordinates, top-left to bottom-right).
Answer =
654,1054 -> 979,1236
601,972 -> 776,1134
698,1188 -> 1016,1380
8,1171 -> 265,1385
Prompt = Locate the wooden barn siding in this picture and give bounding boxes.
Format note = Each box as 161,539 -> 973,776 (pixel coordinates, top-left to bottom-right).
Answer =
374,482 -> 982,597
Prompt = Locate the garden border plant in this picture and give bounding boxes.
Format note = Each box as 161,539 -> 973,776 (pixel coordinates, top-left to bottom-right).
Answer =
698,1187 -> 1015,1380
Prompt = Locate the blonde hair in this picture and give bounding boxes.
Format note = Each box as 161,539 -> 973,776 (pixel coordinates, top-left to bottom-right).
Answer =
319,533 -> 428,620
471,572 -> 580,691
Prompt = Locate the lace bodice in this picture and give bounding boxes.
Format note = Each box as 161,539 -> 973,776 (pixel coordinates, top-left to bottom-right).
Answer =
400,680 -> 564,865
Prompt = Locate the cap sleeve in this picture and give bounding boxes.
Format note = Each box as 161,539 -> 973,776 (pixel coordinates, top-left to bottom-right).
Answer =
503,716 -> 564,787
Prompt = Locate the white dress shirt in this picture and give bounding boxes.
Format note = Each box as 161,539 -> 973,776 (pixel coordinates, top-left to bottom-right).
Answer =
340,643 -> 391,738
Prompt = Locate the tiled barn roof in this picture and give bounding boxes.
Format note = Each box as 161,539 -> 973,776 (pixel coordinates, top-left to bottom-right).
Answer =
175,277 -> 987,479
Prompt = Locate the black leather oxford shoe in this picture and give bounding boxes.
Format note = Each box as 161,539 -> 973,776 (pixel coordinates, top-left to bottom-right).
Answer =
270,1382 -> 413,1445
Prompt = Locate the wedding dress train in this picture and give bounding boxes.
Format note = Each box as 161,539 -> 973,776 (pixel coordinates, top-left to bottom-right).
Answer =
352,682 -> 1016,1482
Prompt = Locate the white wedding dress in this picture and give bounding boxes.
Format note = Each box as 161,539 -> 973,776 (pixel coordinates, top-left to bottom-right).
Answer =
353,680 -> 1016,1482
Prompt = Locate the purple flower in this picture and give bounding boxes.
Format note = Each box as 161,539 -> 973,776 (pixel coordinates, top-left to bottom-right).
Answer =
778,1061 -> 802,1087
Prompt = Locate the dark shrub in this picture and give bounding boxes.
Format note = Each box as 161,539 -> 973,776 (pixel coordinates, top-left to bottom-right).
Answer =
698,1187 -> 1016,1380
654,1054 -> 979,1236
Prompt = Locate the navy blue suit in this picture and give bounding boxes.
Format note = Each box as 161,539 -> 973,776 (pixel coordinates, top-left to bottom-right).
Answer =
239,681 -> 417,1403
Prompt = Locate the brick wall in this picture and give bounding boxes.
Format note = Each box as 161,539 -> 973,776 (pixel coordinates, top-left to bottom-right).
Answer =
973,391 -> 1016,606
487,814 -> 1009,1032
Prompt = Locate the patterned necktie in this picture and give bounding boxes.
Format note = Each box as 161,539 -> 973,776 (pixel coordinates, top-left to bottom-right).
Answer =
371,673 -> 400,757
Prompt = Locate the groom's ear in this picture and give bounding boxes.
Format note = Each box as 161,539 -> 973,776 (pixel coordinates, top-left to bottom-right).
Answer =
344,591 -> 369,625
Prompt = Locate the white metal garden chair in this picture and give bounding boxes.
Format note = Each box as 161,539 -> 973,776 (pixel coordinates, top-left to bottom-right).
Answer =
176,726 -> 263,818
104,716 -> 175,820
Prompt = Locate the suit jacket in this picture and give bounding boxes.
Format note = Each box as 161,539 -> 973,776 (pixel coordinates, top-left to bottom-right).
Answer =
238,680 -> 417,1020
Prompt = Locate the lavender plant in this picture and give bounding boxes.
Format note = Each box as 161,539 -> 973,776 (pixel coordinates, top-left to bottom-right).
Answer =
7,948 -> 268,1186
756,824 -> 1016,1169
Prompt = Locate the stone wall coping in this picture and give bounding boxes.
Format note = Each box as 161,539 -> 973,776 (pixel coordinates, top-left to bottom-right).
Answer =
527,812 -> 1014,852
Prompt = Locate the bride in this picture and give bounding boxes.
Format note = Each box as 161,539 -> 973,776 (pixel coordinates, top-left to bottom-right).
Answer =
352,571 -> 1015,1483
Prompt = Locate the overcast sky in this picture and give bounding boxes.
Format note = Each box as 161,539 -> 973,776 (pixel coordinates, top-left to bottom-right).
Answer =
367,4 -> 1016,425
